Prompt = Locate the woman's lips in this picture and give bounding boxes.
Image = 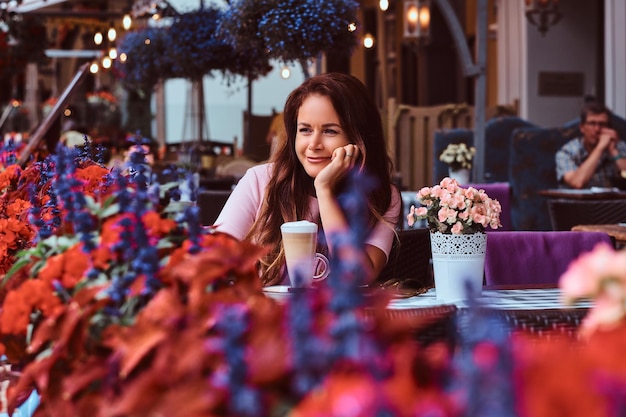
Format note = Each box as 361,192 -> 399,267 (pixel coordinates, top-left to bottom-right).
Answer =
307,156 -> 331,163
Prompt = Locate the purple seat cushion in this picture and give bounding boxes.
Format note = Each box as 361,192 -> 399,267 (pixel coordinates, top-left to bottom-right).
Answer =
468,182 -> 511,231
484,231 -> 613,285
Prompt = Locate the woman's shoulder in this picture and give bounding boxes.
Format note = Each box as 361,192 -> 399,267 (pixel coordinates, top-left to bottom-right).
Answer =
235,162 -> 274,189
248,162 -> 273,175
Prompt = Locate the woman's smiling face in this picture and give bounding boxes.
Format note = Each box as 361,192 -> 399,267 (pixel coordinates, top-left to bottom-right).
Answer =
295,94 -> 350,178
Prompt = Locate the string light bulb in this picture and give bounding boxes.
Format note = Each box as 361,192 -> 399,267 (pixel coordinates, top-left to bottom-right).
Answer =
107,27 -> 116,42
94,32 -> 103,46
122,14 -> 132,30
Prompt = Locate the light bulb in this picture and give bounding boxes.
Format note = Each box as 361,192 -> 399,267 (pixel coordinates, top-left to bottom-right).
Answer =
94,32 -> 103,46
107,27 -> 116,42
122,14 -> 132,30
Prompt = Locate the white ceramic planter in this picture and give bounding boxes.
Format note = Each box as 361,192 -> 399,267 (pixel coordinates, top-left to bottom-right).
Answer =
430,232 -> 487,302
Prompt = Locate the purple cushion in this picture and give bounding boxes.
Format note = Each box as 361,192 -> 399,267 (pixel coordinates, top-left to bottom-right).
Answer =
484,231 -> 613,285
468,182 -> 511,231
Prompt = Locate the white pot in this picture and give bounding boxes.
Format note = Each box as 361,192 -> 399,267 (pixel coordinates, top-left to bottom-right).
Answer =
430,232 -> 487,302
448,168 -> 470,185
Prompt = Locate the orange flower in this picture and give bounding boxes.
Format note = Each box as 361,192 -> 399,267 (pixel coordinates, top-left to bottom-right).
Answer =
0,165 -> 21,190
0,280 -> 61,335
142,211 -> 176,238
76,165 -> 112,198
6,199 -> 31,218
38,244 -> 90,289
100,214 -> 131,247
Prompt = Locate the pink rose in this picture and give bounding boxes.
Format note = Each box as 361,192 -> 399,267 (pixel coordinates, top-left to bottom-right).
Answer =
451,221 -> 464,234
418,187 -> 431,197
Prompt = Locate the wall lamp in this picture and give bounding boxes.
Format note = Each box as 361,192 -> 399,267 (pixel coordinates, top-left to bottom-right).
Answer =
525,0 -> 562,36
403,0 -> 431,43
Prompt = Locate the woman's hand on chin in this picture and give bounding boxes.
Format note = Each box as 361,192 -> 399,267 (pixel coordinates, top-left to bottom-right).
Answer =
314,144 -> 359,193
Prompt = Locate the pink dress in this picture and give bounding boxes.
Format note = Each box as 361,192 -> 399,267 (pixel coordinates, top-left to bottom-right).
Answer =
214,163 -> 401,261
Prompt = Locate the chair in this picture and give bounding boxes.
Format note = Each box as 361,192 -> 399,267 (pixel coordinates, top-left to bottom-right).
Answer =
377,228 -> 433,290
547,199 -> 626,231
432,117 -> 536,186
509,124 -> 580,231
484,231 -> 614,286
484,116 -> 536,182
197,190 -> 232,225
215,157 -> 257,181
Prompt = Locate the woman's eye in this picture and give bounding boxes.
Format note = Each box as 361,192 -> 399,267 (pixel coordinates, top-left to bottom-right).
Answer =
298,127 -> 312,134
324,129 -> 339,135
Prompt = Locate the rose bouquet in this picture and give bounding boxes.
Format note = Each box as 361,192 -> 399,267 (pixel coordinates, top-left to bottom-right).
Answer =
439,143 -> 476,171
407,177 -> 501,234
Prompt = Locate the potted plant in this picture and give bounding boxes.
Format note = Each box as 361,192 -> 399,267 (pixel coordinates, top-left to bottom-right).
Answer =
407,177 -> 501,301
439,143 -> 476,185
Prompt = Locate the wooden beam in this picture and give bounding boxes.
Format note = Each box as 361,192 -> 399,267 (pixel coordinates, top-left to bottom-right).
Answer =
17,62 -> 90,167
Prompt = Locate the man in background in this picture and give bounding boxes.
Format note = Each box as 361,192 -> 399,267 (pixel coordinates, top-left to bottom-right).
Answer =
556,101 -> 626,189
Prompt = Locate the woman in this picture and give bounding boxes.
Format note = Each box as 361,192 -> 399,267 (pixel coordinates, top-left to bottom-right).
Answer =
215,72 -> 400,286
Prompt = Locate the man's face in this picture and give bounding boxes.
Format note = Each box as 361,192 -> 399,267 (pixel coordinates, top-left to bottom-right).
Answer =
580,112 -> 609,149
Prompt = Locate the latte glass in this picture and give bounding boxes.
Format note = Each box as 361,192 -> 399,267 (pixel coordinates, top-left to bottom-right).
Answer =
280,220 -> 330,287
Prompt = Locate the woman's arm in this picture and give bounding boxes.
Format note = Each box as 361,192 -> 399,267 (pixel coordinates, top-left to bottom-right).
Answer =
315,144 -> 399,281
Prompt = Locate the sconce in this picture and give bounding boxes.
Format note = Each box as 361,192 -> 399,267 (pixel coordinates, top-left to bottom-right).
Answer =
525,0 -> 562,36
403,0 -> 431,43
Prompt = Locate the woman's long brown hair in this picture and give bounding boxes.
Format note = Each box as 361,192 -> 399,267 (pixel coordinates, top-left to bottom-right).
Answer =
246,72 -> 394,285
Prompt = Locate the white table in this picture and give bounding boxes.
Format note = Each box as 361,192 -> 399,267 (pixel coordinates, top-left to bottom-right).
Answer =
387,287 -> 592,310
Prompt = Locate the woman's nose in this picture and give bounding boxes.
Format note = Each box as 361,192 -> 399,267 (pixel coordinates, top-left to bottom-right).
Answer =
307,132 -> 322,148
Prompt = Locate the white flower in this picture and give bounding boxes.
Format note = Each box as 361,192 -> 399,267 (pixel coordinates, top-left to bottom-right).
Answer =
439,143 -> 476,170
